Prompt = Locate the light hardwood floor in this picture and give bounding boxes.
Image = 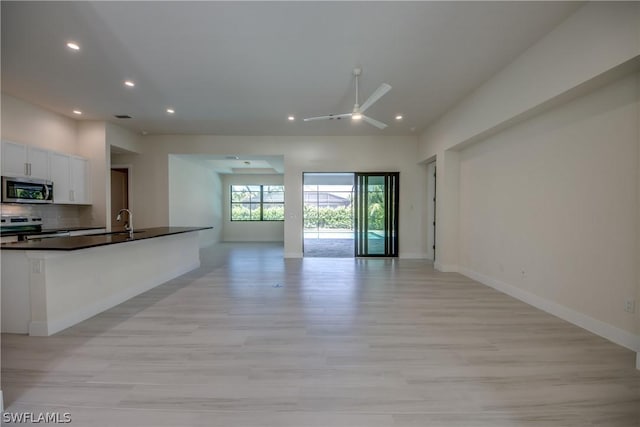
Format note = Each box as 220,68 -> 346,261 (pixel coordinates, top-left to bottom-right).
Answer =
2,243 -> 639,426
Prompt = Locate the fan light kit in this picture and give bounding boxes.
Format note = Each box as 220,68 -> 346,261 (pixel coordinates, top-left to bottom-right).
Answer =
304,68 -> 391,129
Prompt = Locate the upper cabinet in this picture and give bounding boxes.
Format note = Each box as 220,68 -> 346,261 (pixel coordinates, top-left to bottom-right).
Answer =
49,151 -> 71,203
1,140 -> 50,179
2,140 -> 91,205
49,152 -> 91,205
69,156 -> 89,204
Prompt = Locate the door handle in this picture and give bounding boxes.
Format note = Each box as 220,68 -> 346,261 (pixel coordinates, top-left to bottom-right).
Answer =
44,183 -> 50,201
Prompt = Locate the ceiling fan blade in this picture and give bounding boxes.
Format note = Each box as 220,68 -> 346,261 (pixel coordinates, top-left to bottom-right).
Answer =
303,113 -> 352,122
359,83 -> 391,113
362,115 -> 388,129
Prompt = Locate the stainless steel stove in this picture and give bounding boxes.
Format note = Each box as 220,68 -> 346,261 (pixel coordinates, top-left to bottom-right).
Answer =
0,216 -> 43,234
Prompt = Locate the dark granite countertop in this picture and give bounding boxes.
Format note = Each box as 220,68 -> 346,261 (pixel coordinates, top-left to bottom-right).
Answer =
0,225 -> 106,238
0,227 -> 211,251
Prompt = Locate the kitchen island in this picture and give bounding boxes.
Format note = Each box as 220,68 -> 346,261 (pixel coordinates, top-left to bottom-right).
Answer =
1,227 -> 210,336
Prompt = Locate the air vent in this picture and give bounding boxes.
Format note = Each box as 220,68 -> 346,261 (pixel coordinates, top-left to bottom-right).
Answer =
114,115 -> 132,119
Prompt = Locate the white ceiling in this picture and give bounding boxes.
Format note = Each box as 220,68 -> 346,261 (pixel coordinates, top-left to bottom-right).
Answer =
1,1 -> 581,136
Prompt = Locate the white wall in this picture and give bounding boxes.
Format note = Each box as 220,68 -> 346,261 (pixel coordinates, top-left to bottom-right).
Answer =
418,2 -> 640,160
1,93 -> 77,154
76,121 -> 109,228
417,2 -> 640,361
106,122 -> 143,154
168,155 -> 221,247
222,174 -> 284,242
122,135 -> 425,258
458,73 -> 638,341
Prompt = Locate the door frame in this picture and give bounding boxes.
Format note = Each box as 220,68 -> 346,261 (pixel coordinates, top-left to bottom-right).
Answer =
110,164 -> 133,229
302,171 -> 356,257
426,160 -> 437,261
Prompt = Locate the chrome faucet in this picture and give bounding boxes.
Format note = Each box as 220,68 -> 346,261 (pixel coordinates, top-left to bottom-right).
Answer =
116,209 -> 134,239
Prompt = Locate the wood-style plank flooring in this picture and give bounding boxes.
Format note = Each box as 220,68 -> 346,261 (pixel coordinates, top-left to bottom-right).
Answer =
2,243 -> 639,426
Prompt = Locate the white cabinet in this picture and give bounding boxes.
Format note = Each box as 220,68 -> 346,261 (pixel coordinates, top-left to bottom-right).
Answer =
1,140 -> 50,179
1,140 -> 90,205
70,156 -> 89,204
49,152 -> 91,205
50,151 -> 71,203
2,141 -> 27,177
27,147 -> 50,180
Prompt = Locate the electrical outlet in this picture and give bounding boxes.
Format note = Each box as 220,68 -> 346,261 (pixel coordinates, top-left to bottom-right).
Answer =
624,299 -> 636,314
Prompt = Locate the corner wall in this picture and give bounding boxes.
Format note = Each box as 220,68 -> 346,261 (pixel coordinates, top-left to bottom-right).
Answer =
168,155 -> 221,247
1,93 -> 77,154
457,73 -> 639,348
76,121 -> 108,228
417,1 -> 640,362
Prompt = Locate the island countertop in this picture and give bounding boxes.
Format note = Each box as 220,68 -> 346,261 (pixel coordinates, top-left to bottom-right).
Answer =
0,227 -> 211,251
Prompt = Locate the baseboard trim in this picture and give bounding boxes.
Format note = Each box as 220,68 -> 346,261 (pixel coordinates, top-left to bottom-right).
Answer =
400,253 -> 427,259
459,266 -> 640,354
434,262 -> 459,273
29,261 -> 200,336
284,252 -> 303,258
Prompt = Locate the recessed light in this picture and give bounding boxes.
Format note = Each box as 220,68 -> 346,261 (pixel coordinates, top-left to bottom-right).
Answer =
124,80 -> 135,87
166,108 -> 175,114
288,115 -> 295,121
72,110 -> 82,115
66,41 -> 80,51
395,115 -> 403,120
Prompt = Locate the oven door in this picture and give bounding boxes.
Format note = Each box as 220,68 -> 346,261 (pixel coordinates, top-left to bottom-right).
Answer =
2,177 -> 54,204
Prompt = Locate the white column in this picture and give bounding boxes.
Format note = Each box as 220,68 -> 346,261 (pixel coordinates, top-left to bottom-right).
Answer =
434,149 -> 460,272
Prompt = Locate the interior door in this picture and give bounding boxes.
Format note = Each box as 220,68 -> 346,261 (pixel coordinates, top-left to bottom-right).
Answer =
111,168 -> 129,229
354,172 -> 399,257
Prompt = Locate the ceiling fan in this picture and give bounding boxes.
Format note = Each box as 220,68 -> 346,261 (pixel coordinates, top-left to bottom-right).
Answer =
304,68 -> 391,129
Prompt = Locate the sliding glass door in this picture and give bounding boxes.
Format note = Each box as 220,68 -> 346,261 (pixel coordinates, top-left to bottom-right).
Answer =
354,172 -> 399,257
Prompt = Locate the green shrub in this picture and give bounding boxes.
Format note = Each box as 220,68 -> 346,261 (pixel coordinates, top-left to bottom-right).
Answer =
304,205 -> 353,229
263,206 -> 285,221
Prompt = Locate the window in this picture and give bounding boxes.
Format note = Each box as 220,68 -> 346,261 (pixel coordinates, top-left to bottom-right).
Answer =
231,185 -> 284,221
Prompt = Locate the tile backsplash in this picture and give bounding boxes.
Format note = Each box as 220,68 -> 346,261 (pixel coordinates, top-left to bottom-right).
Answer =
0,203 -> 94,228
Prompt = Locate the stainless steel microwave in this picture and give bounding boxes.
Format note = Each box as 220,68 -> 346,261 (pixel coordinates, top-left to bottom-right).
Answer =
2,176 -> 54,204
